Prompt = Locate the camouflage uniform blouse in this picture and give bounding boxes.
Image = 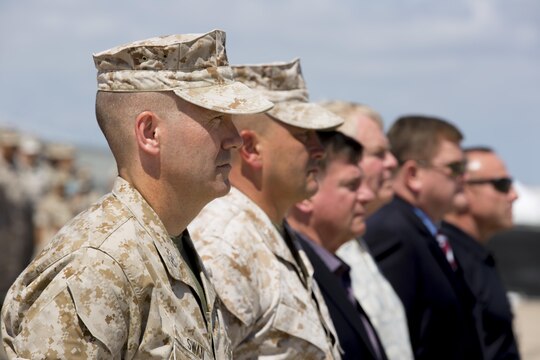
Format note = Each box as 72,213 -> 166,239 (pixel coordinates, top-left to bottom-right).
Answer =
1,177 -> 231,359
189,187 -> 341,359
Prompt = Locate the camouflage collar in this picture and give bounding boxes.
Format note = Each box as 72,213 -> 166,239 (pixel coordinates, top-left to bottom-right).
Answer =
112,177 -> 205,295
228,187 -> 305,275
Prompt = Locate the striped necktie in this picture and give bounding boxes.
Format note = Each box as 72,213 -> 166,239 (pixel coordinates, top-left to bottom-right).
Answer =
436,231 -> 458,271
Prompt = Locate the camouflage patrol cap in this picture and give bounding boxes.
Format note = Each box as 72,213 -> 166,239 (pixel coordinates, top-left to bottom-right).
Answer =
93,29 -> 273,115
232,58 -> 343,130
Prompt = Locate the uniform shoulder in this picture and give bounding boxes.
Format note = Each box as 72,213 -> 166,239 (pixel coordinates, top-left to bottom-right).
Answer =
42,193 -> 129,249
190,191 -> 265,248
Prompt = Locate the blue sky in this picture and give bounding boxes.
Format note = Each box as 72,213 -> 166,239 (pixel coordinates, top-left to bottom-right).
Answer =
1,0 -> 539,184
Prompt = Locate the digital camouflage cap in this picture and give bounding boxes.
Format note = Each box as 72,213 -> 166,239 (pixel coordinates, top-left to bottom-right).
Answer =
93,29 -> 273,115
232,58 -> 344,130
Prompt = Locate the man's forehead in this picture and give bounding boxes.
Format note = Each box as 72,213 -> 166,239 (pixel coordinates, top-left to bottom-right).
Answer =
356,117 -> 387,148
178,98 -> 227,119
430,139 -> 464,165
466,152 -> 508,176
328,158 -> 363,177
436,138 -> 462,154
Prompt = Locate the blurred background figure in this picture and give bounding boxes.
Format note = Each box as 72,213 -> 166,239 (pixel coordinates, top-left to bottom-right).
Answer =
287,131 -> 386,360
322,101 -> 413,360
0,128 -> 35,308
443,147 -> 521,359
33,171 -> 73,255
18,135 -> 48,206
321,101 -> 398,215
43,142 -> 77,183
28,142 -> 78,254
0,128 -> 20,174
0,126 -> 112,284
364,115 -> 483,360
69,167 -> 102,216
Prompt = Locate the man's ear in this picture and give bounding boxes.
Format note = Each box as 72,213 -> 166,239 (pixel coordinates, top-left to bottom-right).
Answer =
135,111 -> 160,156
403,160 -> 422,193
238,130 -> 262,168
452,191 -> 470,214
295,198 -> 314,213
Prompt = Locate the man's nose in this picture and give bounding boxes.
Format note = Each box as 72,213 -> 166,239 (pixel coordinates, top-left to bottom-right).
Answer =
222,118 -> 243,150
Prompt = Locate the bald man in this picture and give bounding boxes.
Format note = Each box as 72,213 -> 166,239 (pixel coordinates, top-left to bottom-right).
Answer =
190,59 -> 343,359
443,147 -> 520,359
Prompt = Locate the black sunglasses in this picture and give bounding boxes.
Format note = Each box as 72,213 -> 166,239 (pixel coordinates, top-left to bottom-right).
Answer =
444,160 -> 467,178
415,159 -> 467,178
466,177 -> 513,194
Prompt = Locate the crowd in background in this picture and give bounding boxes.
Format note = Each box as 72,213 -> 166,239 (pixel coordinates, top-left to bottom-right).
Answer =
0,127 -> 104,306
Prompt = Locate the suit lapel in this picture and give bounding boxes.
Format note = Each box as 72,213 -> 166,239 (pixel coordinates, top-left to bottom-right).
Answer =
299,237 -> 383,360
397,198 -> 475,308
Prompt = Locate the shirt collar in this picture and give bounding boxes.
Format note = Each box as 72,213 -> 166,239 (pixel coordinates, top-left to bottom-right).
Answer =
111,177 -> 190,281
228,187 -> 301,268
413,206 -> 439,236
295,231 -> 349,275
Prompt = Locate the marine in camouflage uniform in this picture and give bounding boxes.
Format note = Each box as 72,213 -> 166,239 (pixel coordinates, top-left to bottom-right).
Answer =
189,59 -> 344,359
1,30 -> 273,359
33,171 -> 74,254
0,129 -> 35,308
4,178 -> 230,359
0,129 -> 35,360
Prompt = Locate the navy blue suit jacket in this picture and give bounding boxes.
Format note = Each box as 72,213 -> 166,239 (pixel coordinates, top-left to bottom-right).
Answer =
293,231 -> 387,360
442,221 -> 520,360
364,196 -> 483,360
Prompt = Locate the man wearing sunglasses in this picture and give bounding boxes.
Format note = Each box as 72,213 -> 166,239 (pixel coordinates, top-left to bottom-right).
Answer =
442,147 -> 520,359
363,115 -> 483,360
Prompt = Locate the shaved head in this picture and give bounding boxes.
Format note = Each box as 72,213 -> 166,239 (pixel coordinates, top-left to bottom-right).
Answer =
95,91 -> 177,168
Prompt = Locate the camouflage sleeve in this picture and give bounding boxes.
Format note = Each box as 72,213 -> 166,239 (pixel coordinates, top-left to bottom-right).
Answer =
197,237 -> 262,348
3,249 -> 136,359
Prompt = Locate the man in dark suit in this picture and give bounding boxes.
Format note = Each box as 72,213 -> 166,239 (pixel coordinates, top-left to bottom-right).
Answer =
443,147 -> 521,359
287,131 -> 388,360
364,115 -> 483,360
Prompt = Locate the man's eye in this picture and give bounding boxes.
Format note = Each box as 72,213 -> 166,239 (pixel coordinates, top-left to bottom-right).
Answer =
368,150 -> 386,160
294,132 -> 309,142
346,181 -> 361,191
210,116 -> 223,127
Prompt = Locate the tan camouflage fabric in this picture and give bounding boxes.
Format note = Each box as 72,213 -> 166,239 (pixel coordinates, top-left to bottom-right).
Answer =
232,59 -> 343,130
337,238 -> 414,360
1,177 -> 231,359
189,187 -> 341,360
93,29 -> 273,115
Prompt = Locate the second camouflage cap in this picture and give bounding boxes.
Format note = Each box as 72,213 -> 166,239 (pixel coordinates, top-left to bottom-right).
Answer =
232,58 -> 343,130
93,29 -> 273,115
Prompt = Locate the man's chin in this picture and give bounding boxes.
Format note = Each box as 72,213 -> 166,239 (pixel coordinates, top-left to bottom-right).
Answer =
377,187 -> 394,203
212,179 -> 232,199
304,182 -> 319,198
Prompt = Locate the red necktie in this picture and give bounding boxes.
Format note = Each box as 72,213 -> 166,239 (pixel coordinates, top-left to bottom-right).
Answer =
436,232 -> 458,271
